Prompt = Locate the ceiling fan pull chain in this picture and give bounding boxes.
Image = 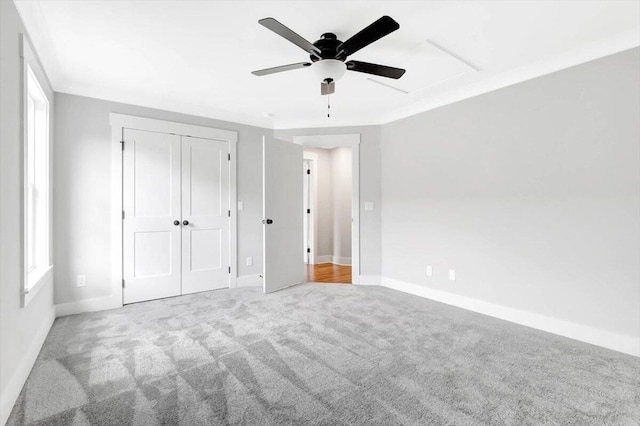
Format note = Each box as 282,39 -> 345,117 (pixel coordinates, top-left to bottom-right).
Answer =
327,95 -> 331,118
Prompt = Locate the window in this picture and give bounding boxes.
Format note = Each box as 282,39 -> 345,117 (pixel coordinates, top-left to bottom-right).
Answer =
22,36 -> 52,303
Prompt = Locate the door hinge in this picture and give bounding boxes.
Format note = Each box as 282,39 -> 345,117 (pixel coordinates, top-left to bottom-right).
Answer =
306,208 -> 310,214
122,211 -> 125,220
228,266 -> 231,274
228,153 -> 231,161
122,279 -> 125,288
120,140 -> 125,150
307,248 -> 311,253
228,210 -> 231,217
307,169 -> 310,174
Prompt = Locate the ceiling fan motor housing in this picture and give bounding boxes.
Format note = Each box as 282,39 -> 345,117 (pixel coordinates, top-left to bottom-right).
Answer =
311,33 -> 345,62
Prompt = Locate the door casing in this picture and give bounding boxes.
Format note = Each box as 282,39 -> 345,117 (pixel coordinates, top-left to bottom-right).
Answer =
110,113 -> 238,308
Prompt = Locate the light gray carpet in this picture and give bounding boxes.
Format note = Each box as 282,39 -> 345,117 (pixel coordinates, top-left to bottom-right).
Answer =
7,283 -> 640,425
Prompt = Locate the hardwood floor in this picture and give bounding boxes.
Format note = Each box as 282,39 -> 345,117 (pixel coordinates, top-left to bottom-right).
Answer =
306,263 -> 351,284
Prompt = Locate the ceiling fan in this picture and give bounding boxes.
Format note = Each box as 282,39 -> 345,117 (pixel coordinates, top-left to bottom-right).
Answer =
252,16 -> 406,95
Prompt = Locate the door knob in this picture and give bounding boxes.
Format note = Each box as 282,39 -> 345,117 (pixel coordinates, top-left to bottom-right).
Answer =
183,220 -> 190,226
173,220 -> 180,226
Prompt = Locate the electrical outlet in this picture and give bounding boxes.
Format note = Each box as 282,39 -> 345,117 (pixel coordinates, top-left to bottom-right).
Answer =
246,257 -> 253,266
449,269 -> 456,281
426,265 -> 433,277
237,201 -> 244,211
77,275 -> 87,287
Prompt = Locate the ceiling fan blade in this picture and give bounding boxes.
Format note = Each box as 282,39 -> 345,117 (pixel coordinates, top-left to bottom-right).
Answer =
259,18 -> 321,59
251,62 -> 312,76
321,79 -> 335,95
346,60 -> 405,79
337,16 -> 399,58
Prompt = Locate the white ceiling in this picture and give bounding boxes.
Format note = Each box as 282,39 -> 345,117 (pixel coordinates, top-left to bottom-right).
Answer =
15,0 -> 640,129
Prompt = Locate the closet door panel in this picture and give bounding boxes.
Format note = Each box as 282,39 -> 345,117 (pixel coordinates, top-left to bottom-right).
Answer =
181,136 -> 230,294
123,129 -> 181,304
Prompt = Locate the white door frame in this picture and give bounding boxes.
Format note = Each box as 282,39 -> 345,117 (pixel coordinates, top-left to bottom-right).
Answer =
293,134 -> 360,284
110,113 -> 238,307
302,151 -> 318,265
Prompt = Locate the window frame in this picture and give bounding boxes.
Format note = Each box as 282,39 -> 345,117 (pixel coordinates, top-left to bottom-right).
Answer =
21,34 -> 53,307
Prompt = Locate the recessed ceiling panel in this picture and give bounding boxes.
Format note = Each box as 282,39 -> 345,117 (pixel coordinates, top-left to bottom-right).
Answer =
368,40 -> 478,94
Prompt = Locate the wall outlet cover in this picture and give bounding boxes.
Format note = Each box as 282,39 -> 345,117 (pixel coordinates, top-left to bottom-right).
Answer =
426,265 -> 433,277
449,269 -> 456,281
246,257 -> 253,266
77,275 -> 87,287
364,202 -> 374,211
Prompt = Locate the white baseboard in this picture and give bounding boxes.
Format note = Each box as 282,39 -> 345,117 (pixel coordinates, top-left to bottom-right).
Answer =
357,275 -> 381,286
314,255 -> 352,266
237,274 -> 263,288
1,307 -> 55,426
55,294 -> 122,317
332,256 -> 352,266
380,277 -> 640,357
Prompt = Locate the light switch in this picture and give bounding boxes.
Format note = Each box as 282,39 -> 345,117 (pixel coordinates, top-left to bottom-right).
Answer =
364,202 -> 374,211
237,201 -> 244,211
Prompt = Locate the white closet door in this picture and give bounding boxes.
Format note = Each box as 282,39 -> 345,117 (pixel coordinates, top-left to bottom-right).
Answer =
181,136 -> 230,294
263,136 -> 304,293
123,129 -> 181,304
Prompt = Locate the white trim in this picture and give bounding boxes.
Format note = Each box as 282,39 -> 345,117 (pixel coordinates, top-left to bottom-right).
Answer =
109,113 -> 239,143
303,151 -> 318,266
110,118 -> 124,310
228,134 -> 238,288
237,274 -> 263,288
22,265 -> 53,307
20,33 -> 53,308
293,134 -> 360,284
0,307 -> 55,426
315,255 -> 332,265
331,256 -> 351,266
357,275 -> 381,286
55,294 -> 122,317
380,277 -> 640,357
110,113 -> 238,308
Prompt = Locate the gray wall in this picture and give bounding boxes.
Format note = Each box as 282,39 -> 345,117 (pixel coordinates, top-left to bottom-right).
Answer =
381,48 -> 640,339
275,126 -> 382,277
53,93 -> 268,304
0,1 -> 56,423
331,147 -> 352,261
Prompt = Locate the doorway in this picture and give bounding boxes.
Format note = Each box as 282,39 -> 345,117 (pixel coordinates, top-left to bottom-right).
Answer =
303,146 -> 352,284
294,134 -> 360,284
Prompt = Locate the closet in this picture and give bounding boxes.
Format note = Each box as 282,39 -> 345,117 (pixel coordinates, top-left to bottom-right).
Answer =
122,128 -> 230,304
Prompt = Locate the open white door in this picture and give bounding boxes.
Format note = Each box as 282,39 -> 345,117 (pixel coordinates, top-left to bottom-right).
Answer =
263,135 -> 304,293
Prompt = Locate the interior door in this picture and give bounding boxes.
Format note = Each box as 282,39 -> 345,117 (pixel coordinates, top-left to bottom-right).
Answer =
181,136 -> 230,294
123,129 -> 181,304
263,136 -> 304,293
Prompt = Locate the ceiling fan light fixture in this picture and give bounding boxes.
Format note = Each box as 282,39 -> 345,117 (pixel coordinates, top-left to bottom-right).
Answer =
312,59 -> 346,82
